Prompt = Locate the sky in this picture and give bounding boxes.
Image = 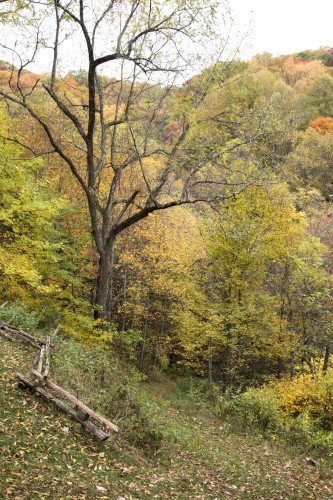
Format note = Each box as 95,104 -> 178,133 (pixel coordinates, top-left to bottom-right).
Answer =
231,0 -> 333,58
1,0 -> 332,76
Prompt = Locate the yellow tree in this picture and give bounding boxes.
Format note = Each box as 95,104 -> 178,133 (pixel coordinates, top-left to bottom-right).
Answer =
0,0 -> 250,322
0,106 -> 70,308
111,205 -> 205,370
200,184 -> 307,384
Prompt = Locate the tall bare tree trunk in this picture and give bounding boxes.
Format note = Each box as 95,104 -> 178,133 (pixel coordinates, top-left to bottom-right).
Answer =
139,316 -> 148,371
208,337 -> 213,384
322,343 -> 330,374
94,239 -> 115,321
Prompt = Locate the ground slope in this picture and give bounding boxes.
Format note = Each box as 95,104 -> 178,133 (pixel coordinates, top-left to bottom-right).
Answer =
0,337 -> 332,499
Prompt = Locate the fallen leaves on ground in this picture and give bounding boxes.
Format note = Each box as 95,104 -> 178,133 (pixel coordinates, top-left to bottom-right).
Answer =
0,338 -> 332,499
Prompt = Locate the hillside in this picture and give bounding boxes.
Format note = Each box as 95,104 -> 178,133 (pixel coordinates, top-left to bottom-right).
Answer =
1,0 -> 333,495
0,336 -> 332,499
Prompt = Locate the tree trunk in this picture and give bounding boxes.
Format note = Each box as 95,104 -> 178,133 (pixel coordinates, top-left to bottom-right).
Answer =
94,239 -> 115,321
121,270 -> 128,331
139,317 -> 148,372
208,338 -> 213,384
322,343 -> 330,374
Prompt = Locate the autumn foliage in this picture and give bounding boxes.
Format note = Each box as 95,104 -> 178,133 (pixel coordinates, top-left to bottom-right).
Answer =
309,116 -> 333,133
0,39 -> 333,405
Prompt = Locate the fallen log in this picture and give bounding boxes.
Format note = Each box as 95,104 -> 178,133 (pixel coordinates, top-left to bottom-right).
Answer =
30,369 -> 119,433
0,328 -> 16,344
77,407 -> 90,421
17,373 -> 109,441
0,322 -> 42,350
3,321 -> 42,345
0,327 -> 40,350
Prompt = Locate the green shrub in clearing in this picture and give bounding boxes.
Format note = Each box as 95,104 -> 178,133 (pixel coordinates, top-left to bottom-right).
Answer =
274,368 -> 333,431
217,387 -> 281,435
0,304 -> 39,332
216,367 -> 333,457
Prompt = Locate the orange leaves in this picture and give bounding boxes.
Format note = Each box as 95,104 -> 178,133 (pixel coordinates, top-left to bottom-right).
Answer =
0,69 -> 41,92
309,116 -> 333,133
281,57 -> 325,90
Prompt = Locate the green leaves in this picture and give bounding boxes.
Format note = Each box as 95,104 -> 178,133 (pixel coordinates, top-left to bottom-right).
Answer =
0,107 -> 69,305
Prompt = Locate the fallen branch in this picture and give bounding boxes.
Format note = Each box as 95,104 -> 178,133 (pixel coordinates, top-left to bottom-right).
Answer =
0,321 -> 42,349
0,328 -> 16,344
17,373 -> 109,441
51,325 -> 61,342
30,369 -> 119,433
0,312 -> 120,440
37,345 -> 45,373
43,336 -> 51,379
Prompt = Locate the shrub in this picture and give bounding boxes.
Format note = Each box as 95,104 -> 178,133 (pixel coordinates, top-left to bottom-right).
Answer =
274,369 -> 333,431
217,368 -> 333,457
218,387 -> 281,435
0,304 -> 39,332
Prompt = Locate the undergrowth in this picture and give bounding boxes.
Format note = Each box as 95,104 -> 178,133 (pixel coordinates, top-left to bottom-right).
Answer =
1,331 -> 333,498
51,337 -> 164,455
216,370 -> 333,459
1,304 -> 333,462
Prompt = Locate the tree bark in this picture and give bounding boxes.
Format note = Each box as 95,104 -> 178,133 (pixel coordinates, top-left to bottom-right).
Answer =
139,316 -> 148,371
208,338 -> 213,384
322,343 -> 330,374
94,239 -> 114,321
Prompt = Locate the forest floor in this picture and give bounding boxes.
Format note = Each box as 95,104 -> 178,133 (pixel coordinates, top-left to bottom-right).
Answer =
0,336 -> 332,499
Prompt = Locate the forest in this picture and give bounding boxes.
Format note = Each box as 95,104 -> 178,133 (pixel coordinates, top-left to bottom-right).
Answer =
0,1 -> 333,498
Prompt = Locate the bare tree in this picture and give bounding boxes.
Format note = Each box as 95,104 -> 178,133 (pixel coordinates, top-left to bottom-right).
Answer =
0,0 -> 257,321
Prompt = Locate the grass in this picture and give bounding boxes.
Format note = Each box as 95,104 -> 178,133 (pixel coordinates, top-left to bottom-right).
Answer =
0,336 -> 332,499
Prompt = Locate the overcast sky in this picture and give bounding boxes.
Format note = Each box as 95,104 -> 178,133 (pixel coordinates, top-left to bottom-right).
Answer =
231,0 -> 333,58
1,0 -> 331,76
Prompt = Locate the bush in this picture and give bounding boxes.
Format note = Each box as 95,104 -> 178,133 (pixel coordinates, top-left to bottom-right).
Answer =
218,387 -> 281,435
275,369 -> 333,431
217,369 -> 333,457
0,304 -> 39,332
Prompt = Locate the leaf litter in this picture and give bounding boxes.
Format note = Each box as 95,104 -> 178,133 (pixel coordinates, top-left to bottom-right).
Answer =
0,338 -> 332,499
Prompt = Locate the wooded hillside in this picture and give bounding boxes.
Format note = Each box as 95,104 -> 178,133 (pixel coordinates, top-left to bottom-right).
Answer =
0,1 -> 332,492
1,47 -> 332,385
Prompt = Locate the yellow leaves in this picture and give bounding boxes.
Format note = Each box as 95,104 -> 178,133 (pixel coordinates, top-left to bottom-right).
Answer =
118,205 -> 202,295
61,310 -> 115,346
281,57 -> 325,90
272,368 -> 333,421
209,184 -> 306,277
